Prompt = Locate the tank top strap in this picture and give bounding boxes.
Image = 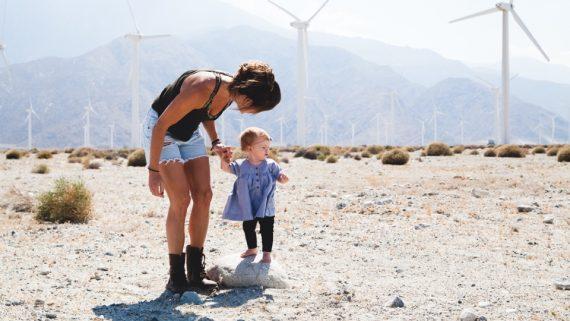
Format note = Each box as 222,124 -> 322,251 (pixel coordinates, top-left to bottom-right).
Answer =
202,72 -> 222,109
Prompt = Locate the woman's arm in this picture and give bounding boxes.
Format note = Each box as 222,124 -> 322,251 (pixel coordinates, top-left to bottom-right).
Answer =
147,78 -> 208,197
202,120 -> 218,145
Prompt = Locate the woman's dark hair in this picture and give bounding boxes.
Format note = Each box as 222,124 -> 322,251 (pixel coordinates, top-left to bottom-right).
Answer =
228,61 -> 281,113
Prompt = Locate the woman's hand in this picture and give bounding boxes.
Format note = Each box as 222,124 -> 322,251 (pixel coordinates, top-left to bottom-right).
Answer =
213,144 -> 233,162
148,170 -> 164,197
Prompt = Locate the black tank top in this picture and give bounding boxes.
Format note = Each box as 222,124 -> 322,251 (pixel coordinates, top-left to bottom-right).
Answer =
151,70 -> 233,141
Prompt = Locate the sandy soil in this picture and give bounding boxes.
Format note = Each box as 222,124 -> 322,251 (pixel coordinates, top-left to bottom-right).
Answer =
0,151 -> 568,321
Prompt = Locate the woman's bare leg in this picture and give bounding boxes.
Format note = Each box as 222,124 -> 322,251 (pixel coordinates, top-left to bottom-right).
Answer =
183,156 -> 212,248
160,161 -> 191,254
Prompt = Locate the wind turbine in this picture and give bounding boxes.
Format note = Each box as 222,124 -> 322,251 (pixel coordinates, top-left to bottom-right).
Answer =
277,117 -> 285,146
0,0 -> 12,88
431,103 -> 445,142
374,113 -> 381,145
451,0 -> 550,144
124,0 -> 169,147
419,120 -> 426,146
550,115 -> 556,143
350,121 -> 355,147
109,123 -> 115,149
83,96 -> 96,147
25,99 -> 39,149
267,0 -> 331,146
475,76 -> 501,144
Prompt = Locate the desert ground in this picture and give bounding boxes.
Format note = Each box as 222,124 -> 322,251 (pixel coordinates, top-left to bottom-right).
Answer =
0,150 -> 568,321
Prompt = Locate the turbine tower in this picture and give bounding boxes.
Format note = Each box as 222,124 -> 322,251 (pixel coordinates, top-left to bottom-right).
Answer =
267,0 -> 331,146
0,0 -> 12,87
475,76 -> 501,144
25,99 -> 39,149
551,115 -> 556,143
451,0 -> 550,144
83,96 -> 96,147
125,0 -> 169,147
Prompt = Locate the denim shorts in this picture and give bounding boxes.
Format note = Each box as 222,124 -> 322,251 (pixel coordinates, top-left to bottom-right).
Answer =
142,108 -> 207,164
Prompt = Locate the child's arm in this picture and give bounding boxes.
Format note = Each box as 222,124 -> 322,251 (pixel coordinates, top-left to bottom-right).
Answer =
272,162 -> 289,184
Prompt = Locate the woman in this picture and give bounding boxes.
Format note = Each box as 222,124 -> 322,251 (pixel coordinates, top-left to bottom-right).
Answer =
143,61 -> 281,293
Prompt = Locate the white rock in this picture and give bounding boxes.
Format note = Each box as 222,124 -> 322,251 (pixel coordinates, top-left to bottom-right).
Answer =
206,253 -> 289,288
553,277 -> 570,290
180,291 -> 203,305
478,301 -> 491,308
471,189 -> 490,198
459,308 -> 479,321
543,216 -> 554,224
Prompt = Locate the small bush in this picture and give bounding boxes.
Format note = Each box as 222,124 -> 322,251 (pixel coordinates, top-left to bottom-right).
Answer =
50,150 -> 59,155
70,147 -> 95,158
547,146 -> 560,157
326,155 -> 338,163
32,164 -> 50,174
532,146 -> 546,154
68,157 -> 82,164
381,149 -> 410,165
6,149 -> 23,159
354,154 -> 362,161
365,145 -> 383,155
83,159 -> 101,170
302,150 -> 318,160
280,157 -> 289,164
557,146 -> 570,162
484,149 -> 496,157
469,149 -> 479,156
317,154 -> 326,161
127,149 -> 147,167
35,178 -> 93,223
452,145 -> 465,154
426,142 -> 452,156
343,153 -> 352,159
29,148 -> 39,154
64,148 -> 74,154
350,147 -> 362,153
361,151 -> 371,158
311,145 -> 331,156
497,145 -> 525,158
294,148 -> 306,158
37,150 -> 53,159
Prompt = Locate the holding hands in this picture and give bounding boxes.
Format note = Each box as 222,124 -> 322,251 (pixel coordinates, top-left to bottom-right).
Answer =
277,172 -> 289,184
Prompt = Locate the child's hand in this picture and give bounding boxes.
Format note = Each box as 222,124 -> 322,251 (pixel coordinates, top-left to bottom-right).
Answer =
277,172 -> 289,184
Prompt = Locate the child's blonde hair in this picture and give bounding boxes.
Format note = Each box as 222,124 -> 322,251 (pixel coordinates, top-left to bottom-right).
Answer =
240,127 -> 271,150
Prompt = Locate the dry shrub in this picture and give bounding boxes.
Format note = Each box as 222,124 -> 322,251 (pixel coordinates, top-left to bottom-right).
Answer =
469,149 -> 479,156
64,148 -> 74,154
6,150 -> 23,159
547,146 -> 560,157
37,150 -> 53,159
452,145 -> 465,154
426,142 -> 452,156
557,145 -> 570,162
350,146 -> 362,153
354,154 -> 362,161
83,159 -> 101,170
70,147 -> 95,158
32,164 -> 49,174
35,178 -> 93,223
280,157 -> 289,164
532,146 -> 546,154
293,148 -> 306,158
231,148 -> 247,161
361,151 -> 371,158
381,149 -> 410,165
317,153 -> 327,161
496,145 -> 525,158
68,157 -> 82,164
127,149 -> 147,167
326,155 -> 338,163
365,145 -> 383,155
484,148 -> 496,157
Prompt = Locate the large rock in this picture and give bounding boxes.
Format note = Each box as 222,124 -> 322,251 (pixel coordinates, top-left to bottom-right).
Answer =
206,253 -> 289,289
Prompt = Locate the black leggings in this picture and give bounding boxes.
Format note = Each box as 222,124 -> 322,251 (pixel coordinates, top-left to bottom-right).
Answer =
242,216 -> 274,252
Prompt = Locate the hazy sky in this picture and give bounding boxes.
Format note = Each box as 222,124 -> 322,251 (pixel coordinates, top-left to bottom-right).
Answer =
222,0 -> 570,67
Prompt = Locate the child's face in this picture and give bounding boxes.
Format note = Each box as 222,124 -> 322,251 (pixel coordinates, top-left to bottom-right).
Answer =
248,137 -> 271,161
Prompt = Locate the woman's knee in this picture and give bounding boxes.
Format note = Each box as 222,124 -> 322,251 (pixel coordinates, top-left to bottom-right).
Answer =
191,187 -> 213,205
169,193 -> 191,215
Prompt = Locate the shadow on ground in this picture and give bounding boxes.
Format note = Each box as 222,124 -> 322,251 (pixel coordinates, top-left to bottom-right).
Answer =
93,287 -> 269,321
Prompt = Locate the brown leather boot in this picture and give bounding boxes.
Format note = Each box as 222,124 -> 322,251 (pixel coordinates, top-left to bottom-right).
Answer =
186,245 -> 218,292
166,254 -> 188,294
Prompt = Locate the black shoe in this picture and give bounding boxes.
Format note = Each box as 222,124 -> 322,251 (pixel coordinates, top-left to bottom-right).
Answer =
186,245 -> 218,292
166,253 -> 188,294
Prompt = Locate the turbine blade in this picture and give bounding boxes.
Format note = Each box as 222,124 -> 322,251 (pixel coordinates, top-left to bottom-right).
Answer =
307,0 -> 331,23
510,9 -> 550,61
449,7 -> 499,24
1,49 -> 12,85
126,0 -> 141,34
267,0 -> 301,21
141,34 -> 170,40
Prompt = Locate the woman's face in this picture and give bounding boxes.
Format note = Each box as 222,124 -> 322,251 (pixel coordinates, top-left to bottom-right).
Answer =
234,95 -> 256,114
